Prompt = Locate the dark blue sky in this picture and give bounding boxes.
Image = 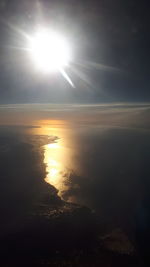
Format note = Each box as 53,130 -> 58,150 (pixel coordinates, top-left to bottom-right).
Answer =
0,0 -> 150,104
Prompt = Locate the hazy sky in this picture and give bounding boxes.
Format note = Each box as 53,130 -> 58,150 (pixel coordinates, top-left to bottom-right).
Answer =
0,0 -> 150,104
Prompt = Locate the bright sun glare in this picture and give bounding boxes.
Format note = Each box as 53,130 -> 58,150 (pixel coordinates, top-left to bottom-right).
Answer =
30,29 -> 70,73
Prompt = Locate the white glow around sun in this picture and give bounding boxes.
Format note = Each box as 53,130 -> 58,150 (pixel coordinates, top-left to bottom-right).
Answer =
29,29 -> 70,73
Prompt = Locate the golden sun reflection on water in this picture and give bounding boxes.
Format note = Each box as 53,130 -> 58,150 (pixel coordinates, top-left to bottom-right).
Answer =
34,120 -> 72,198
44,140 -> 68,196
30,120 -> 78,198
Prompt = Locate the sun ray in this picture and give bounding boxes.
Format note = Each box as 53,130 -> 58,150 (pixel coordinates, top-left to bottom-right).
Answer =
60,68 -> 75,88
0,17 -> 31,42
75,59 -> 121,73
71,65 -> 93,88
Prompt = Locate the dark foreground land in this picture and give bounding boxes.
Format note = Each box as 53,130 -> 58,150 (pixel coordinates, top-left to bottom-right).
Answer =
0,179 -> 143,267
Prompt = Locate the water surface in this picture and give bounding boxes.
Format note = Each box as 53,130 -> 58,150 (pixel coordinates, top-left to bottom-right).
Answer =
0,104 -> 150,232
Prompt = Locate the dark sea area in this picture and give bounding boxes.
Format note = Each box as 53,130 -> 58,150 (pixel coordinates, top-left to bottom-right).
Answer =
0,104 -> 150,266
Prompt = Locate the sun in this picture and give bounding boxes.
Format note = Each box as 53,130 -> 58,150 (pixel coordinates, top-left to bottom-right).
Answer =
29,29 -> 71,73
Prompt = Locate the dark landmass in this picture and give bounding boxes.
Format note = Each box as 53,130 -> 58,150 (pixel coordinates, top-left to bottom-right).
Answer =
0,126 -> 147,266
